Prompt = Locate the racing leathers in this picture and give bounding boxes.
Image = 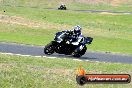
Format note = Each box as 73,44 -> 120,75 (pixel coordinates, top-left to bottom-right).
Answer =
57,30 -> 84,45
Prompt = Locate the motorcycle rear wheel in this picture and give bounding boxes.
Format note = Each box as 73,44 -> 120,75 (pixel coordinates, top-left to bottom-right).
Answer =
72,45 -> 87,57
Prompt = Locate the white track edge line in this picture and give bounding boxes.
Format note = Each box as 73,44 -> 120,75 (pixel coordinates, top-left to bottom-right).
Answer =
0,52 -> 106,63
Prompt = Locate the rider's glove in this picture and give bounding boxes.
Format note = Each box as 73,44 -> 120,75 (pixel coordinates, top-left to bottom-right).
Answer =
66,41 -> 70,44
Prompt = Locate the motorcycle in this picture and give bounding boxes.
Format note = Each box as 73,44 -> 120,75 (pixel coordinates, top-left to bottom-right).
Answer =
58,5 -> 67,10
44,31 -> 93,57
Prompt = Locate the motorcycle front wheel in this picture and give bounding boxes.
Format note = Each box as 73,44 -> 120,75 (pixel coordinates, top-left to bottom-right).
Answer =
44,43 -> 55,55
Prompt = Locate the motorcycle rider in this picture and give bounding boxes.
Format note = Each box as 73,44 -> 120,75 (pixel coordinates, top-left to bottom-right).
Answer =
59,4 -> 66,9
57,25 -> 84,46
44,25 -> 93,57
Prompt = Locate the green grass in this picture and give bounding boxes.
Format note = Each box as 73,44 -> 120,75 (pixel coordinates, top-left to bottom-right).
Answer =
1,6 -> 132,32
68,2 -> 132,12
1,0 -> 132,11
0,23 -> 57,45
0,54 -> 132,88
88,36 -> 132,54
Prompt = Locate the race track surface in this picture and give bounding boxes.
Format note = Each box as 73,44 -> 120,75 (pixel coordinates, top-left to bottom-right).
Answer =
0,42 -> 132,64
45,8 -> 132,14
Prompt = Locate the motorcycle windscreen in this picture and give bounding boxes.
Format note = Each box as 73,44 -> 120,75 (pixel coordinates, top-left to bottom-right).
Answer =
54,32 -> 66,42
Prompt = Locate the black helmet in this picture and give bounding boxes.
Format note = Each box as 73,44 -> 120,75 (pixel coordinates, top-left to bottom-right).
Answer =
73,25 -> 82,35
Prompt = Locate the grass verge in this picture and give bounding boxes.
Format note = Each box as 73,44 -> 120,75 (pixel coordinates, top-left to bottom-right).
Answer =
0,54 -> 132,88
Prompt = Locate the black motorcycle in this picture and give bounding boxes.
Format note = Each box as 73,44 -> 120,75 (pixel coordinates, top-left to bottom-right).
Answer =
58,5 -> 67,10
44,31 -> 93,57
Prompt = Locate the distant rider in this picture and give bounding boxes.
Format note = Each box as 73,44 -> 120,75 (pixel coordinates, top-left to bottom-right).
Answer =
60,4 -> 65,8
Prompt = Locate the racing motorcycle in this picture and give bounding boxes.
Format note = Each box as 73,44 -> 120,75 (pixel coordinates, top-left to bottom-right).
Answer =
58,5 -> 67,10
44,31 -> 93,57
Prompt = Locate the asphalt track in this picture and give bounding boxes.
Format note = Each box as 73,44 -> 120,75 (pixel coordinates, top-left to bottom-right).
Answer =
75,10 -> 132,14
0,42 -> 132,64
45,8 -> 132,14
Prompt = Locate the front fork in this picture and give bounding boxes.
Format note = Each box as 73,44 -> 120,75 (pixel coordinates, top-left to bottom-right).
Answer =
75,44 -> 85,52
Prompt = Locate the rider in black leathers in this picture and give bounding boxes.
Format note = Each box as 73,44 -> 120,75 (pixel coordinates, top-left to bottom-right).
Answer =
57,25 -> 84,45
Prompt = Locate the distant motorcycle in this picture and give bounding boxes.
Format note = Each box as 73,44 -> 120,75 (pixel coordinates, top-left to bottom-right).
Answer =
44,31 -> 93,57
58,5 -> 67,10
